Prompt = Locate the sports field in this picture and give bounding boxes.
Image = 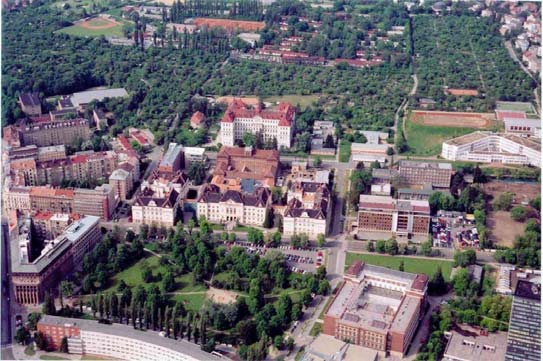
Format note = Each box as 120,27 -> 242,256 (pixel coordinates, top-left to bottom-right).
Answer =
264,94 -> 320,109
345,253 -> 454,280
57,15 -> 128,37
495,101 -> 536,113
410,110 -> 495,129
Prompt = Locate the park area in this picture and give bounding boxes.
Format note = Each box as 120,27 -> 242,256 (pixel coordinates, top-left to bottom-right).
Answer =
404,110 -> 498,156
345,253 -> 454,280
57,15 -> 129,37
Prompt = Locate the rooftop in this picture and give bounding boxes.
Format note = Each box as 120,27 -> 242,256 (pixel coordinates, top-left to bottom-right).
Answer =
444,328 -> 508,361
399,160 -> 453,170
359,195 -> 430,213
221,99 -> 295,126
38,315 -> 221,361
71,88 -> 128,107
160,143 -> 183,168
302,334 -> 378,361
19,92 -> 40,108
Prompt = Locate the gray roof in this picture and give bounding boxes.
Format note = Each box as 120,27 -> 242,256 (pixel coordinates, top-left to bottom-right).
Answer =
11,216 -> 100,274
399,160 -> 452,170
71,88 -> 128,107
39,315 -> 222,361
161,143 -> 184,168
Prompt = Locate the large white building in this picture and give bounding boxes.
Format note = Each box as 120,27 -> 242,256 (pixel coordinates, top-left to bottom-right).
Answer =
503,117 -> 541,138
283,182 -> 331,238
441,131 -> 541,166
197,184 -> 271,226
220,99 -> 296,149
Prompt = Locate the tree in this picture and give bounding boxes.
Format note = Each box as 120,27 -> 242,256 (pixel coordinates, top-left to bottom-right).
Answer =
493,192 -> 514,211
142,267 -> 153,283
187,162 -> 207,185
27,313 -> 41,331
316,234 -> 326,248
60,281 -> 74,299
366,241 -> 375,252
385,239 -> 398,255
510,206 -> 528,222
313,156 -> 322,167
14,327 -> 29,345
429,266 -> 447,295
34,331 -> 47,350
139,224 -> 149,241
452,268 -> 472,297
42,291 -> 56,315
399,260 -> 405,272
59,336 -> 69,353
420,237 -> 433,256
386,147 -> 394,155
375,240 -> 386,253
453,249 -> 476,267
162,272 -> 175,292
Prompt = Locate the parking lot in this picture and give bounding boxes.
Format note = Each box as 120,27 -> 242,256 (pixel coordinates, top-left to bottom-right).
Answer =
226,241 -> 324,274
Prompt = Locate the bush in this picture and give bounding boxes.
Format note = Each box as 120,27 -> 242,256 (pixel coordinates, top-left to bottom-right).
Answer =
510,206 -> 528,222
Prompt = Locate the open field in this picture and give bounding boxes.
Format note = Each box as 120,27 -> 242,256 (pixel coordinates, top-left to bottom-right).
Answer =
338,140 -> 351,162
483,180 -> 540,204
172,293 -> 207,311
410,110 -> 495,129
405,119 -> 480,156
495,101 -> 536,114
57,15 -> 128,37
264,94 -> 321,109
345,253 -> 454,280
487,210 -> 525,248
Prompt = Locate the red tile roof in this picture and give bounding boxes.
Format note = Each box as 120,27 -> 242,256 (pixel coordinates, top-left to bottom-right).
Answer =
118,135 -> 132,151
191,111 -> 206,125
221,99 -> 295,126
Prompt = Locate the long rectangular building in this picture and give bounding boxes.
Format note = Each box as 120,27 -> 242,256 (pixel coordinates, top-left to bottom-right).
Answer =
357,195 -> 431,238
323,261 -> 428,357
398,160 -> 453,189
4,118 -> 90,147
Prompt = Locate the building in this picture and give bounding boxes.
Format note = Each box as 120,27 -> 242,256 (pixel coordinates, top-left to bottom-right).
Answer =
70,88 -> 128,109
132,187 -> 180,227
10,216 -> 101,304
443,328 -> 508,361
212,146 -> 279,190
302,334 -> 378,361
357,195 -> 431,239
5,144 -> 39,161
398,161 -> 453,189
158,143 -> 184,173
350,143 -> 389,164
109,169 -> 133,201
4,118 -> 90,147
503,118 -> 541,138
190,111 -> 206,129
197,184 -> 271,226
93,108 -> 108,130
360,131 -> 389,145
37,145 -> 66,162
18,92 -> 42,115
441,132 -> 541,166
30,187 -> 75,214
37,315 -> 220,360
504,280 -> 541,361
220,99 -> 296,149
184,147 -> 207,165
371,183 -> 391,196
322,261 -> 428,357
283,182 -> 331,238
73,185 -> 116,221
50,108 -> 77,121
193,17 -> 265,32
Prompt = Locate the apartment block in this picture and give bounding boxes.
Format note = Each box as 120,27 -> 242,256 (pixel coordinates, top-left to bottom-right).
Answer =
398,160 -> 453,189
323,261 -> 428,357
220,99 -> 296,149
4,118 -> 90,147
357,195 -> 431,238
73,185 -> 116,222
197,184 -> 271,226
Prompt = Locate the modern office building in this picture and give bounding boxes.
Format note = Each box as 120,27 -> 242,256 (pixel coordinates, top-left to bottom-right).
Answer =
398,160 -> 453,189
505,280 -> 541,361
323,261 -> 428,357
197,184 -> 271,226
220,99 -> 296,148
37,315 -> 220,360
441,132 -> 541,166
357,195 -> 431,239
283,182 -> 331,238
10,216 -> 101,304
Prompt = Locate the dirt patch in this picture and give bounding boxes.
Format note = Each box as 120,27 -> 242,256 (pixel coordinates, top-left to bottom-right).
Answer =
488,210 -> 526,247
483,181 -> 540,205
78,16 -> 121,30
411,110 -> 495,129
207,287 -> 238,304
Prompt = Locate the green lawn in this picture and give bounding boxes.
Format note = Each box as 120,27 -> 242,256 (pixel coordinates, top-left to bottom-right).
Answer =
338,140 -> 351,162
105,256 -> 207,293
40,356 -> 68,360
404,118 -> 478,156
495,101 -> 536,113
345,253 -> 453,280
172,293 -> 207,312
263,95 -> 321,110
309,322 -> 323,336
57,22 -> 125,37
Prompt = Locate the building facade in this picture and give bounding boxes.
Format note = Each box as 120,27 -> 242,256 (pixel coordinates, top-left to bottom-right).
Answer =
197,184 -> 271,226
441,131 -> 541,166
503,117 -> 541,138
220,99 -> 296,149
283,182 -> 330,238
322,261 -> 428,357
398,160 -> 453,189
132,189 -> 180,227
357,195 -> 431,238
4,118 -> 90,147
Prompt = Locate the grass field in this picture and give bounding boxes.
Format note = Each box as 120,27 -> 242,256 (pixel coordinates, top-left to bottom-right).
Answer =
263,95 -> 320,109
172,293 -> 207,311
338,139 -> 351,162
56,16 -> 130,38
105,256 -> 207,294
40,356 -> 68,360
345,253 -> 454,280
309,322 -> 322,336
495,101 -> 536,113
404,118 -> 479,156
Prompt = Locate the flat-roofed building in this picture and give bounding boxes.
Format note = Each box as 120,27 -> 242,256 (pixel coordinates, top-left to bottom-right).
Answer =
503,117 -> 541,138
302,334 -> 378,361
351,143 -> 389,164
37,315 -> 221,360
505,280 -> 541,361
109,168 -> 133,201
398,160 -> 453,189
197,184 -> 271,226
70,88 -> 128,110
441,131 -> 541,166
37,145 -> 66,162
357,195 -> 431,239
184,147 -> 207,165
30,187 -> 75,214
443,328 -> 508,361
73,185 -> 116,221
10,216 -> 101,304
322,261 -> 428,357
158,143 -> 184,173
220,99 -> 296,149
6,145 -> 39,161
